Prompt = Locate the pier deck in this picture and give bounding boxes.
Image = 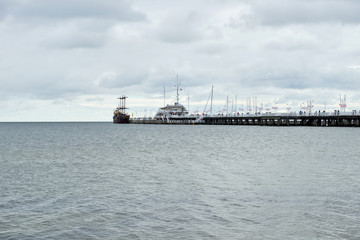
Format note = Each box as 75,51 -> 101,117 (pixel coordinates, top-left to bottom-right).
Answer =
203,115 -> 360,127
130,114 -> 360,127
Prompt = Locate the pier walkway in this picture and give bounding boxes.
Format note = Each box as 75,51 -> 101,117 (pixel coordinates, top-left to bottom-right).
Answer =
203,115 -> 360,127
130,113 -> 360,127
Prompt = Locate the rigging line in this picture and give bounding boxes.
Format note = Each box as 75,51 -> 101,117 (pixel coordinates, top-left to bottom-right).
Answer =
203,88 -> 212,114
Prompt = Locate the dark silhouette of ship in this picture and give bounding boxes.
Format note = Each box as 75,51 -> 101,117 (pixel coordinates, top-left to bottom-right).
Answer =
113,96 -> 130,124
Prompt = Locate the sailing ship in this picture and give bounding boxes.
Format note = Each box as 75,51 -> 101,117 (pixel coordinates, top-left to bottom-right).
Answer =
113,96 -> 130,124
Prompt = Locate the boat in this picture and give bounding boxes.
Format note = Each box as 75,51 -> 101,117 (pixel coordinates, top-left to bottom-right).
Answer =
154,76 -> 193,121
113,96 -> 130,124
154,102 -> 189,119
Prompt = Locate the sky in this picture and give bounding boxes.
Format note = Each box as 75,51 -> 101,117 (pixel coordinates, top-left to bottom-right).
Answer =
1,0 -> 360,121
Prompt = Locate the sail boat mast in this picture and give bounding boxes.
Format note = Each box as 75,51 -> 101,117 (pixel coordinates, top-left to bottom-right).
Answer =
226,96 -> 229,115
188,93 -> 190,113
176,73 -> 179,104
210,85 -> 213,115
163,86 -> 166,107
235,94 -> 237,114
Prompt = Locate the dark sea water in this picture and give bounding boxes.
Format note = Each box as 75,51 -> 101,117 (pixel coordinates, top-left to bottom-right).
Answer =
1,122 -> 360,239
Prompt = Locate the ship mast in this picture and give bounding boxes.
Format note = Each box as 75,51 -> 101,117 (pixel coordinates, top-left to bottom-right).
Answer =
163,86 -> 166,107
226,96 -> 229,115
210,85 -> 213,115
188,93 -> 190,113
339,94 -> 347,112
176,73 -> 179,104
117,95 -> 128,114
235,94 -> 237,115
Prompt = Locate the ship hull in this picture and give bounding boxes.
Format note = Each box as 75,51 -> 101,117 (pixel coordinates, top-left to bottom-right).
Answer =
113,115 -> 130,124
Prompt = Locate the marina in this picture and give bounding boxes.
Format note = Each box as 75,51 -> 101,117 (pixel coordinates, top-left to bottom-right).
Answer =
114,80 -> 359,127
127,85 -> 360,127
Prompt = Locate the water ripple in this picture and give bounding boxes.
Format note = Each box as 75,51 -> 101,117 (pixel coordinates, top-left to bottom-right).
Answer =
1,123 -> 360,239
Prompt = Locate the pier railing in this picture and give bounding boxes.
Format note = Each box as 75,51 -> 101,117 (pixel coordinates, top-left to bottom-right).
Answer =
130,111 -> 360,127
202,111 -> 360,118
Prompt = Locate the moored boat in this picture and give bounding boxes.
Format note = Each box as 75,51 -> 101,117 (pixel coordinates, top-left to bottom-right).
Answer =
113,96 -> 130,124
154,76 -> 192,120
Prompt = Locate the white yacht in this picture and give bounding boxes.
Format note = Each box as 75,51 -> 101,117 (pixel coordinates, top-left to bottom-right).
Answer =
154,102 -> 189,119
154,77 -> 190,120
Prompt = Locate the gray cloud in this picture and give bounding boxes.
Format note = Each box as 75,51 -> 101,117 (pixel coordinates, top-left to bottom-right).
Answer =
0,0 -> 11,20
1,0 -> 360,120
240,64 -> 360,91
41,25 -> 106,49
264,30 -> 319,51
194,42 -> 228,55
97,70 -> 145,89
12,0 -> 146,22
253,0 -> 360,25
0,1 -> 147,50
85,96 -> 104,102
157,12 -> 204,43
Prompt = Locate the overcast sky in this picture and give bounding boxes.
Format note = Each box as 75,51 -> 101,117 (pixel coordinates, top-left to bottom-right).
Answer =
1,0 -> 360,121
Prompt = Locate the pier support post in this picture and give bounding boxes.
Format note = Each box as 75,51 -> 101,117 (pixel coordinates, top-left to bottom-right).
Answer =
356,119 -> 360,127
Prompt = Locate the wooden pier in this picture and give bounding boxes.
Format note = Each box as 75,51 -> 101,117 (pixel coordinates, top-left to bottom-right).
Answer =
131,116 -> 197,125
202,115 -> 360,127
130,114 -> 360,127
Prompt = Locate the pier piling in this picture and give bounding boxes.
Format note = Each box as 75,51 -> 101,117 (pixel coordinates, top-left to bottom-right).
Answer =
130,114 -> 360,127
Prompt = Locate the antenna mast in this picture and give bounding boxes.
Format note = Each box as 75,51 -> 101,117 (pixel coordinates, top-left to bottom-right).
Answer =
176,73 -> 179,104
163,86 -> 166,107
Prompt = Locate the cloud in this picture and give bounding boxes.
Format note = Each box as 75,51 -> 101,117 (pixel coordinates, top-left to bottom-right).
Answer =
245,64 -> 360,91
41,22 -> 106,49
157,11 -> 204,43
253,0 -> 360,25
194,42 -> 229,55
13,0 -> 146,22
222,4 -> 257,29
96,70 -> 145,89
1,0 -> 360,120
264,28 -> 319,51
0,1 -> 147,50
0,0 -> 12,20
85,96 -> 104,102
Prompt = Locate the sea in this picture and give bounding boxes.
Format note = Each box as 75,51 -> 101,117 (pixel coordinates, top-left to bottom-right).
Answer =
0,122 -> 359,239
